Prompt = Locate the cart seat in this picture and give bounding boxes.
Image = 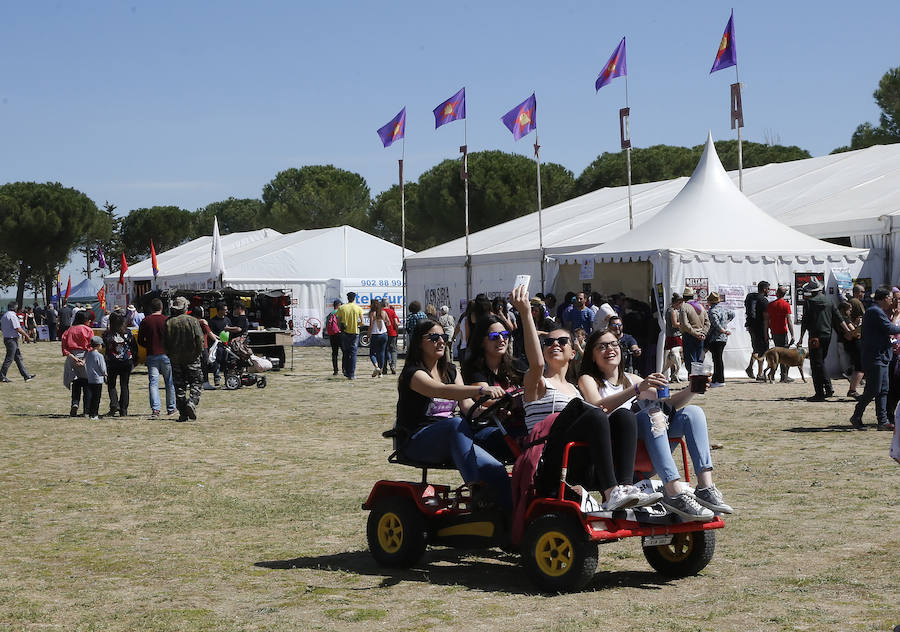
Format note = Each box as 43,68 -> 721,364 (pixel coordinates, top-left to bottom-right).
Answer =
382,427 -> 456,483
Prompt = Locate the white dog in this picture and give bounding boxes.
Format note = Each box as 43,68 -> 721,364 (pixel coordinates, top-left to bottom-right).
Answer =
662,346 -> 684,383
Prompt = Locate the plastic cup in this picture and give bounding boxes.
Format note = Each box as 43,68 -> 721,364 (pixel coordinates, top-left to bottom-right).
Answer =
690,374 -> 708,394
690,362 -> 704,376
657,384 -> 670,399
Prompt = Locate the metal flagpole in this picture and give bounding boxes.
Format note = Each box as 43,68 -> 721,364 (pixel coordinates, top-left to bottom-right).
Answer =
463,117 -> 471,301
623,74 -> 634,230
534,132 -> 545,294
734,65 -> 744,191
400,137 -> 406,324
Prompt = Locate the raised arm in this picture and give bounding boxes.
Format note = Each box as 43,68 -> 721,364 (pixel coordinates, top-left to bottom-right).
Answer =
509,285 -> 544,402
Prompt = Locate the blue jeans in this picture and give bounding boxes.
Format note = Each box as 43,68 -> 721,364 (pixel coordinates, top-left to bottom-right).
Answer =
146,354 -> 175,413
2,337 -> 29,378
404,416 -> 512,510
636,405 -> 713,483
682,334 -> 704,367
341,332 -> 359,378
853,362 -> 889,423
369,333 -> 388,371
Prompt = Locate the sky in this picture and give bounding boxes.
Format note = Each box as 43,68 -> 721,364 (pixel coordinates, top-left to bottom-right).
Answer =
2,1 -> 899,290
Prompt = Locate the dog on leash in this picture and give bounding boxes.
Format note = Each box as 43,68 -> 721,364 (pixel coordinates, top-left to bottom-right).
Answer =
763,346 -> 807,383
662,346 -> 684,382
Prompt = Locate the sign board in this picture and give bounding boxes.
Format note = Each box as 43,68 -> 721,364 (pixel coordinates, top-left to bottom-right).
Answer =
684,277 -> 709,301
794,272 -> 825,324
717,284 -> 746,311
579,259 -> 594,281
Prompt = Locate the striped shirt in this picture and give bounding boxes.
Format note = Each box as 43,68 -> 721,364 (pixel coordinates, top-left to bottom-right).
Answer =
523,377 -> 582,431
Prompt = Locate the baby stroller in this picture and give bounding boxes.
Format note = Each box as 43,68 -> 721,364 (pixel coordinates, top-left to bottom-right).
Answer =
222,335 -> 270,390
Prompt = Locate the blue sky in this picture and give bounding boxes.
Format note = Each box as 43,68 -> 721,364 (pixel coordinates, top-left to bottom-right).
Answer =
2,1 -> 899,287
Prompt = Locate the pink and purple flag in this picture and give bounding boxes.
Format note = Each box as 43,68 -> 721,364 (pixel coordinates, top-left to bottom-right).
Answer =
501,93 -> 537,141
377,107 -> 406,148
150,240 -> 159,279
710,10 -> 737,73
97,245 -> 107,269
433,88 -> 466,129
595,37 -> 627,91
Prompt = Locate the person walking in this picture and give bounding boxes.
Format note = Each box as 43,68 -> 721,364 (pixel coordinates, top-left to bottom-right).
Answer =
706,292 -> 734,387
138,298 -> 175,419
163,296 -> 205,422
850,287 -> 900,430
766,285 -> 795,382
104,310 -> 137,416
1,302 -> 35,383
61,311 -> 93,415
325,299 -> 343,376
58,300 -> 74,338
383,300 -> 401,374
45,303 -> 58,341
367,298 -> 389,377
798,279 -> 841,402
744,281 -> 770,381
662,293 -> 684,382
83,336 -> 107,420
336,292 -> 364,380
678,287 -> 710,367
438,306 -> 456,360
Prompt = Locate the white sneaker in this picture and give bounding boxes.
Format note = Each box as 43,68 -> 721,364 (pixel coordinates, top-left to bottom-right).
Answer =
603,485 -> 641,511
660,491 -> 715,521
625,484 -> 663,507
710,382 -> 725,388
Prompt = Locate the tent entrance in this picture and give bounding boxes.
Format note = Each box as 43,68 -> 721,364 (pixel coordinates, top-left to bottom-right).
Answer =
554,261 -> 653,303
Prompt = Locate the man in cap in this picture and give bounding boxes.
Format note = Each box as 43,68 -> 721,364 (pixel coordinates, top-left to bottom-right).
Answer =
849,287 -> 900,430
163,296 -> 205,422
743,280 -> 771,381
798,278 -> 841,402
678,287 -> 710,366
1,302 -> 36,383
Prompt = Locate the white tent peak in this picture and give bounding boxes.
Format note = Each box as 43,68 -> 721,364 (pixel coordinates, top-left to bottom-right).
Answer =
567,133 -> 865,259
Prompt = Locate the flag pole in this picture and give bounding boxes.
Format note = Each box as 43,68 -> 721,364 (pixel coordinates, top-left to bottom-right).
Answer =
624,72 -> 634,230
463,116 -> 471,302
735,64 -> 743,191
400,136 -> 407,323
534,131 -> 545,294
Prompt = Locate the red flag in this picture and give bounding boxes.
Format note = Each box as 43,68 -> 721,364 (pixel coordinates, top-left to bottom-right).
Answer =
119,252 -> 128,285
96,287 -> 106,311
150,240 -> 159,278
64,276 -> 71,300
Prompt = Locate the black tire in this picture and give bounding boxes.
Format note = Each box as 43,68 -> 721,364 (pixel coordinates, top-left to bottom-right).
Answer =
224,374 -> 241,390
522,514 -> 597,593
359,333 -> 371,348
366,497 -> 426,568
642,530 -> 715,578
256,376 -> 267,388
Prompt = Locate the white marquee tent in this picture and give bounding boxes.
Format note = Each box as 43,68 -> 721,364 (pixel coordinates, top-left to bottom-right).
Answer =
554,134 -> 877,376
105,225 -> 411,345
405,141 -> 900,314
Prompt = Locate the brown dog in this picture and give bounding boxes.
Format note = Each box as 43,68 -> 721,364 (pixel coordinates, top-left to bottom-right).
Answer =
763,346 -> 807,383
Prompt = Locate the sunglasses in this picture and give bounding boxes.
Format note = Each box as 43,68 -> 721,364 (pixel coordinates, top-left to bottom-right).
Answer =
424,333 -> 450,343
487,330 -> 511,341
542,336 -> 570,348
594,340 -> 620,352
609,323 -> 623,329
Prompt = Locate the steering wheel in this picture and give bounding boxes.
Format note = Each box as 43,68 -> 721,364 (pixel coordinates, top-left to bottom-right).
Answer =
465,387 -> 524,432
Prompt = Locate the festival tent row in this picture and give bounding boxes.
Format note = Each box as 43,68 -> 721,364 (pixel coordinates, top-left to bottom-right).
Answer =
104,225 -> 411,345
404,141 -> 899,317
553,134 -> 875,376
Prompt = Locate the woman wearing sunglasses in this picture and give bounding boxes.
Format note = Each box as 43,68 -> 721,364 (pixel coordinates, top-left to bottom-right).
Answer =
510,286 -> 660,511
396,318 -> 512,511
577,328 -> 733,521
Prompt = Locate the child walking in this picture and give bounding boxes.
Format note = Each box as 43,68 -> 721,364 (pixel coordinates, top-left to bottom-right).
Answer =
84,336 -> 107,420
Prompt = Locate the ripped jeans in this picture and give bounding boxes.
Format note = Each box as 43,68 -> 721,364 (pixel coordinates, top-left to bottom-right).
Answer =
636,404 -> 713,484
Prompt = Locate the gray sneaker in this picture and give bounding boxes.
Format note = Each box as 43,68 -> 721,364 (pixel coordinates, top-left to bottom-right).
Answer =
661,492 -> 714,521
693,485 -> 733,514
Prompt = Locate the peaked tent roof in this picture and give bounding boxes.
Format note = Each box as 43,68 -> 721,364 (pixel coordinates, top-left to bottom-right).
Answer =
562,133 -> 867,261
69,277 -> 103,298
561,133 -> 867,261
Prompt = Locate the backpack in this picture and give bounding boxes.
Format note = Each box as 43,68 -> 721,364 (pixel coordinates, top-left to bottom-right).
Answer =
326,311 -> 341,336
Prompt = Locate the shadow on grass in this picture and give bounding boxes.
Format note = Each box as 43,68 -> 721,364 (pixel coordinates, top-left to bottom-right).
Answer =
782,425 -> 862,433
255,549 -> 670,594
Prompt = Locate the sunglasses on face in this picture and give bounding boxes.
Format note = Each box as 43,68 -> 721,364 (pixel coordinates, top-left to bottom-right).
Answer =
542,336 -> 570,348
424,333 -> 449,343
594,340 -> 620,352
487,330 -> 510,341
609,323 -> 623,329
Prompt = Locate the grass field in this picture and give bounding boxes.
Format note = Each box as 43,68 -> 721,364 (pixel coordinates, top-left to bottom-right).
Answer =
1,342 -> 898,631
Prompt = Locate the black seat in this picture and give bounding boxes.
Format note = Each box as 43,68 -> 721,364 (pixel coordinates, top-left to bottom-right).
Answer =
382,427 -> 456,483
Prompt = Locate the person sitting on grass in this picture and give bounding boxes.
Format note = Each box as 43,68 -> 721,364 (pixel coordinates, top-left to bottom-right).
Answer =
577,328 -> 733,521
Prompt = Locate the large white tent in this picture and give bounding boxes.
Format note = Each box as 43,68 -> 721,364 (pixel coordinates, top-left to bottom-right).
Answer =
405,142 -> 900,314
105,225 -> 411,345
554,134 -> 876,376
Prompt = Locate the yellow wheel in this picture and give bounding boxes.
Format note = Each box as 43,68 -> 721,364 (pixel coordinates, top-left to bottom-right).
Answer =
643,530 -> 716,577
522,515 -> 597,592
367,497 -> 426,568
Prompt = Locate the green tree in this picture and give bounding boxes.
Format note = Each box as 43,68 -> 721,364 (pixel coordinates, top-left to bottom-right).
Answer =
120,205 -> 196,259
262,165 -> 370,232
98,201 -> 125,275
833,67 -> 900,153
0,182 -> 102,307
413,150 -> 575,250
368,182 -> 424,250
194,197 -> 266,236
575,141 -> 811,195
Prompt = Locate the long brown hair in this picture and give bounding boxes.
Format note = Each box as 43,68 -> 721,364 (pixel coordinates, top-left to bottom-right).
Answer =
404,318 -> 452,383
578,329 -> 627,387
370,298 -> 384,322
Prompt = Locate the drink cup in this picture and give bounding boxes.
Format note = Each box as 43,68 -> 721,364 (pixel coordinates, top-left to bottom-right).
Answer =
690,374 -> 708,394
656,384 -> 670,399
690,362 -> 704,376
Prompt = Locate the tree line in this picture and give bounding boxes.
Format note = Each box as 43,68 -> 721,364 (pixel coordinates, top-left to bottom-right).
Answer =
2,67 -> 897,307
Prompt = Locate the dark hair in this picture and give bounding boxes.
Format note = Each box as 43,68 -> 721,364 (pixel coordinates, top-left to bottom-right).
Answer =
469,294 -> 492,325
409,300 -> 421,313
108,311 -> 126,334
758,280 -> 770,292
216,302 -> 227,312
369,297 -> 383,320
874,287 -> 891,301
403,318 -> 452,383
73,311 -> 87,326
150,298 -> 163,313
333,299 -> 341,308
191,305 -> 205,319
347,291 -> 357,302
490,296 -> 507,316
462,314 -> 518,387
578,328 -> 626,387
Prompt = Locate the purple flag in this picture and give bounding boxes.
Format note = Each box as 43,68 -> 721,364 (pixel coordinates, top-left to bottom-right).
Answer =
433,88 -> 466,129
501,93 -> 537,141
376,107 -> 406,148
97,245 -> 107,269
710,10 -> 737,73
595,37 -> 627,91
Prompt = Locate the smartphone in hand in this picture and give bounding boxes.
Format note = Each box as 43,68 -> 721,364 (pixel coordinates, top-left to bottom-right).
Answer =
513,274 -> 531,291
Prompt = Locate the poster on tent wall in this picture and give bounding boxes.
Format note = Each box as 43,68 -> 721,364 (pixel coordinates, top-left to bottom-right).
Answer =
684,277 -> 709,301
291,303 -> 322,346
717,284 -> 745,311
832,267 -> 853,296
794,272 -> 825,324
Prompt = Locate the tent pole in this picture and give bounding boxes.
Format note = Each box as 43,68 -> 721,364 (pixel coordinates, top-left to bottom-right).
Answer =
624,74 -> 634,230
400,138 -> 407,328
463,118 -> 471,301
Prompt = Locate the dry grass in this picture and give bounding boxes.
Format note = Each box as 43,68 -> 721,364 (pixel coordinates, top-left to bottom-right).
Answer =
1,342 -> 898,631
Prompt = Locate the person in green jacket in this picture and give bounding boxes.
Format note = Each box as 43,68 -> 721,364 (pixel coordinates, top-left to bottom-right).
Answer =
164,296 -> 204,422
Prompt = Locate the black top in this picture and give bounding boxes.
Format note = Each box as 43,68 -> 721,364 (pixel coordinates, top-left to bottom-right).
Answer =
744,292 -> 769,330
463,366 -> 510,388
396,363 -> 459,440
231,314 -> 250,336
208,315 -> 230,336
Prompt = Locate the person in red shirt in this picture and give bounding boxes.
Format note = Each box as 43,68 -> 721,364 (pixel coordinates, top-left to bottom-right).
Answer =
61,311 -> 95,415
137,298 -> 175,418
767,286 -> 796,383
382,299 -> 401,375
